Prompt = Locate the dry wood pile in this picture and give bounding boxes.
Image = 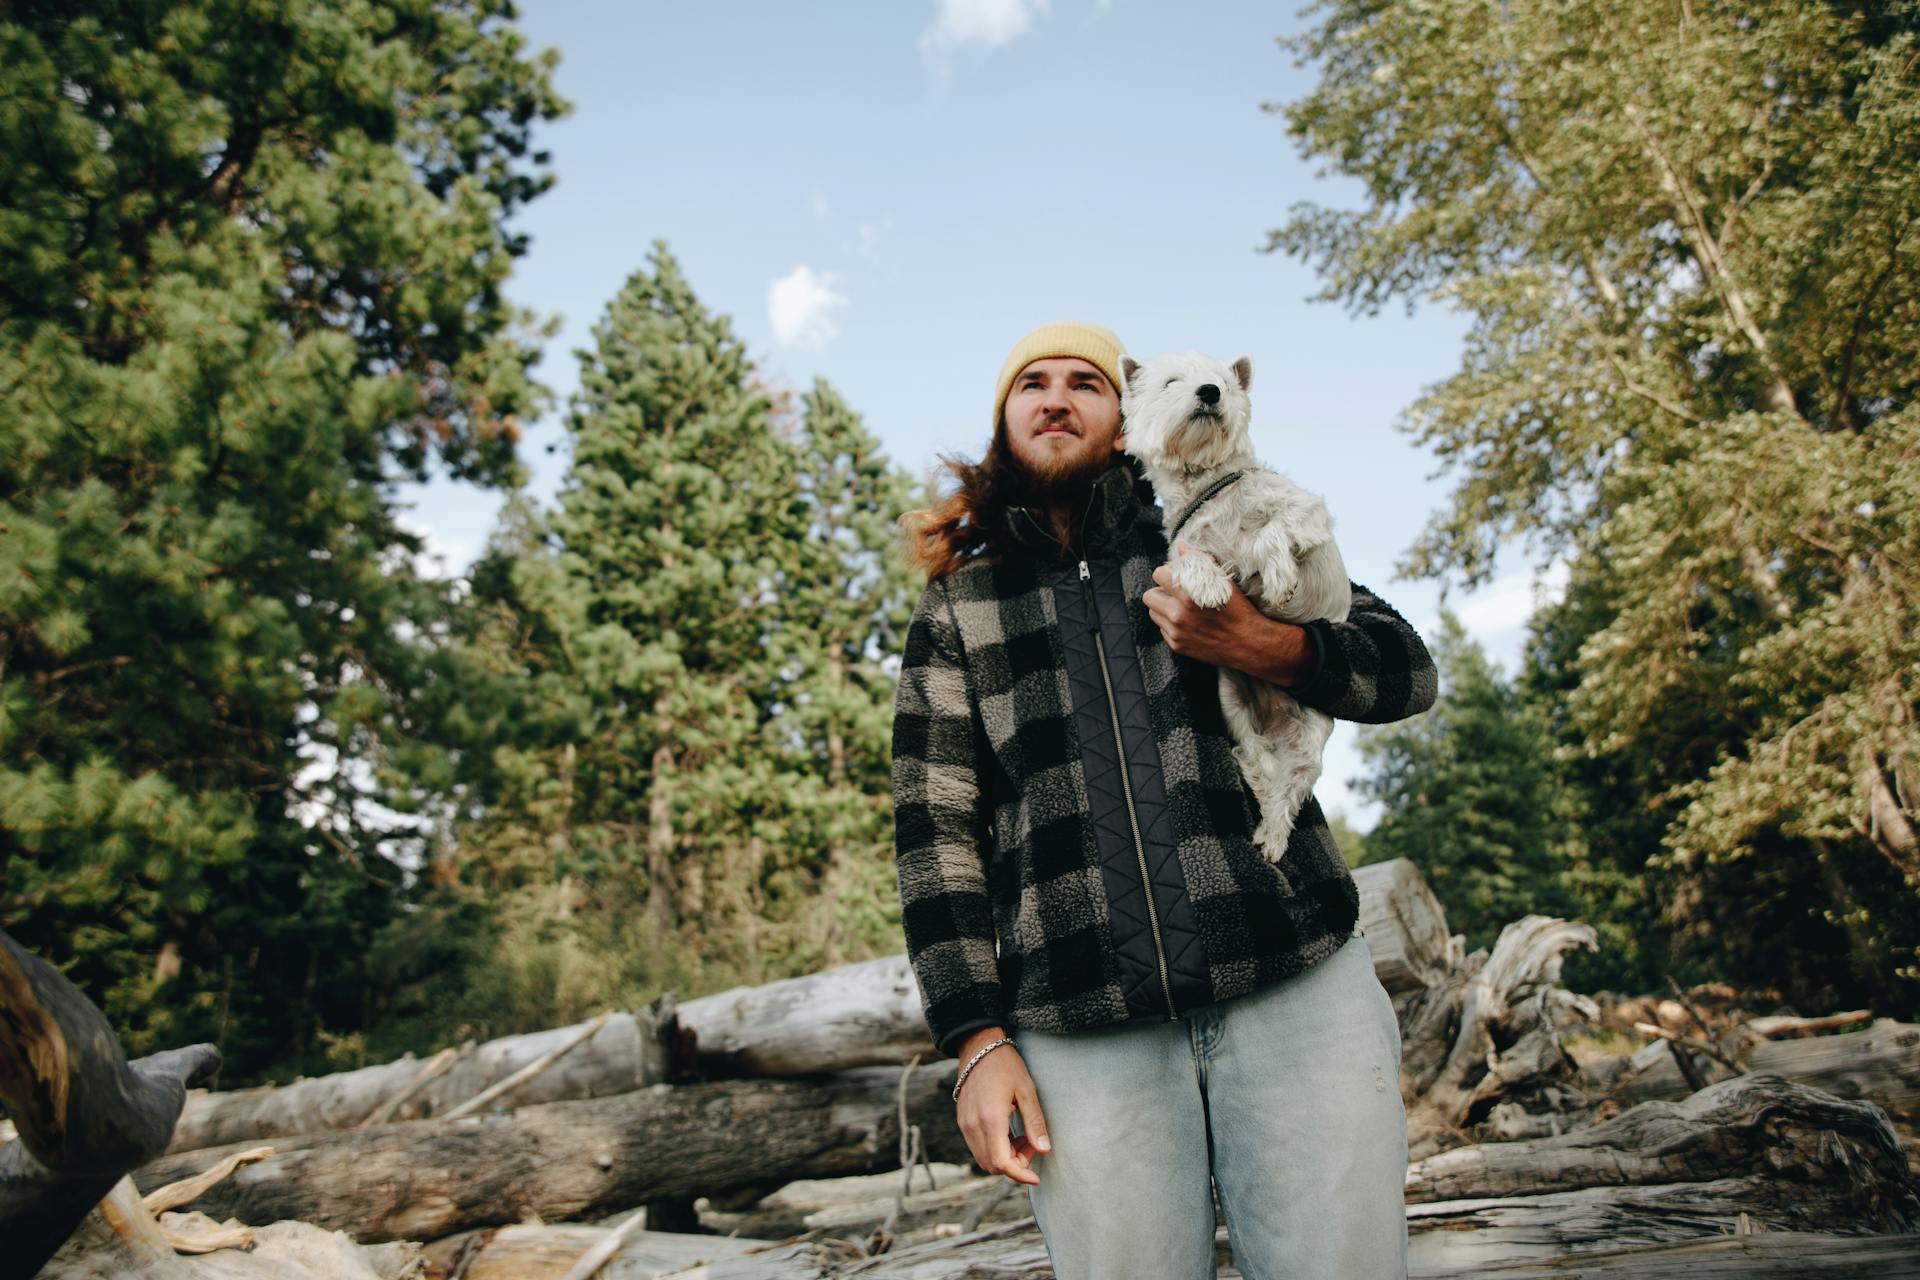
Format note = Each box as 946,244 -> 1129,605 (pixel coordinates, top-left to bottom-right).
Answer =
6,858 -> 1919,1279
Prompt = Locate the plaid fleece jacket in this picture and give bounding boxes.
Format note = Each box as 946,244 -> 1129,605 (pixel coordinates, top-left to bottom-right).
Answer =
891,463 -> 1437,1057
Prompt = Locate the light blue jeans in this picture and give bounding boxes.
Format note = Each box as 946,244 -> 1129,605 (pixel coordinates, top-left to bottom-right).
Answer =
1008,930 -> 1407,1279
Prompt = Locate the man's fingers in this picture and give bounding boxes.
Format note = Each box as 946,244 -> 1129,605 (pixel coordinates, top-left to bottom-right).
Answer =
986,1121 -> 1039,1186
1015,1086 -> 1052,1153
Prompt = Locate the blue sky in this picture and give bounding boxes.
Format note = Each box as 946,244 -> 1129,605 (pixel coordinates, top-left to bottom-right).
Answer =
401,0 -> 1566,827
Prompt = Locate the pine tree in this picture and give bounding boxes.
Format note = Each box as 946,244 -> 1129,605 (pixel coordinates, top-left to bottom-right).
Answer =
1355,612 -> 1580,954
538,242 -> 801,987
756,380 -> 922,973
429,268 -> 927,1029
0,1 -> 565,1074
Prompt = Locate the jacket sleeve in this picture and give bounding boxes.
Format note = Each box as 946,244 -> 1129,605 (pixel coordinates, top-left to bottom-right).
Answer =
1287,580 -> 1438,725
892,577 -> 1007,1059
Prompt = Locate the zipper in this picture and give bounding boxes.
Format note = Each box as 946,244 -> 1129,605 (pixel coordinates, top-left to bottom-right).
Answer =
1080,556 -> 1179,1021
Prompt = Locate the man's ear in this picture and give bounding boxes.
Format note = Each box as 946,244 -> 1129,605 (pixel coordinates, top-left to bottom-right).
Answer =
1230,355 -> 1253,391
1119,354 -> 1141,389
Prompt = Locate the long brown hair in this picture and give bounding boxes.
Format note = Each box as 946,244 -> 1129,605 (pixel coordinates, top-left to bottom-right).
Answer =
897,418 -> 1153,580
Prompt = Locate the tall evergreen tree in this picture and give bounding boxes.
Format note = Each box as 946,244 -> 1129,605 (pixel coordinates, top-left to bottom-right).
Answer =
1268,0 -> 1920,1010
426,266 -> 927,1032
1355,612 -> 1580,955
758,380 -> 921,973
539,242 -> 800,986
0,1 -> 565,1075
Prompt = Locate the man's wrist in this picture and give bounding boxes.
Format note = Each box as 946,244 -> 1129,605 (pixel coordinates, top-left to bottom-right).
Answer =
1232,613 -> 1316,687
959,1026 -> 1009,1057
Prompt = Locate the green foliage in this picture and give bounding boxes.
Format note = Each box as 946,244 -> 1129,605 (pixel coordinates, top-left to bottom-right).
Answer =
411,246 -> 923,1039
1324,808 -> 1369,869
1272,0 -> 1920,1012
1355,612 -> 1581,955
0,0 -> 565,1077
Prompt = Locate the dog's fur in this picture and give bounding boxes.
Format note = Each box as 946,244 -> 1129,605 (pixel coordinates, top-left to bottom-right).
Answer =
1118,350 -> 1351,862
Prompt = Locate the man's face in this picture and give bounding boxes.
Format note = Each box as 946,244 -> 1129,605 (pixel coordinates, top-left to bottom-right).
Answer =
1001,356 -> 1125,494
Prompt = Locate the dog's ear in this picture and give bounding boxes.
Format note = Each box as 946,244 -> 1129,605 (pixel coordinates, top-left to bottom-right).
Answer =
1119,355 -> 1141,390
1230,355 -> 1253,391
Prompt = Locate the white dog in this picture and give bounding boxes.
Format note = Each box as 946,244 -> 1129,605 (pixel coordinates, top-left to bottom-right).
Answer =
1118,350 -> 1351,863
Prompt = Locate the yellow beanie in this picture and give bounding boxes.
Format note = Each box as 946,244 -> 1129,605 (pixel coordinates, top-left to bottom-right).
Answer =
991,321 -> 1127,431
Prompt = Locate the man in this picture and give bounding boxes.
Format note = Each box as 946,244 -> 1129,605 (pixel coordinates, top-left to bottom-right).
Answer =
891,321 -> 1436,1279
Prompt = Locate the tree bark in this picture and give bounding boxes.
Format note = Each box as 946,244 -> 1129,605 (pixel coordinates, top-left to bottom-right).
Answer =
165,1000 -> 673,1154
1352,858 -> 1459,995
1405,1073 -> 1917,1229
0,927 -> 221,1278
155,861 -> 1498,1156
1591,1017 -> 1920,1120
135,1065 -> 973,1245
1407,915 -> 1599,1129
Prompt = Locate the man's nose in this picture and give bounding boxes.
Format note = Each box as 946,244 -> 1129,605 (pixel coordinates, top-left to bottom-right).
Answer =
1196,384 -> 1221,406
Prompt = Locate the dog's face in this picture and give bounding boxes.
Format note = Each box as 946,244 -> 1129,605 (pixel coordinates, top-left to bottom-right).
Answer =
1116,350 -> 1254,473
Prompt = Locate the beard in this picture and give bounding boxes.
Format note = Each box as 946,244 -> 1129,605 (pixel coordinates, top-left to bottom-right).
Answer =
1001,429 -> 1121,513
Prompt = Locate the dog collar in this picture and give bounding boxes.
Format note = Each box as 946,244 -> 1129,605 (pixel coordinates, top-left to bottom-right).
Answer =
1166,469 -> 1251,545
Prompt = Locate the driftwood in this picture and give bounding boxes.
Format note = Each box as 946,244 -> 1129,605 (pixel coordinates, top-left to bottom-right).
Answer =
37,1177 -> 428,1279
1352,857 -> 1460,994
136,1064 -> 974,1244
1386,914 -> 1601,1158
166,1001 -> 674,1155
697,1163 -> 982,1240
627,1224 -> 1920,1279
1408,1182 -> 1918,1270
0,925 -> 419,1280
1409,1232 -> 1920,1279
415,1071 -> 1917,1279
0,927 -> 222,1278
161,860 -> 1456,1158
418,1222 -> 792,1280
1590,1016 -> 1920,1119
1404,1073 -> 1918,1226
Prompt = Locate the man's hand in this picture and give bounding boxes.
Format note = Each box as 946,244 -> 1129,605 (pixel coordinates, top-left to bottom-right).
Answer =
954,1029 -> 1050,1186
1145,542 -> 1316,686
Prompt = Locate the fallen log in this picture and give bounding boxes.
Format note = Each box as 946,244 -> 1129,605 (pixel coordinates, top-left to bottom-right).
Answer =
1404,1072 -> 1918,1227
37,1173 -> 426,1279
1588,1017 -> 1920,1118
1352,857 -> 1460,995
135,1064 -> 974,1244
0,927 -> 222,1278
1410,1232 -> 1920,1279
636,1219 -> 1920,1280
164,862 -> 1456,1155
1407,1178 -> 1910,1270
418,1222 -> 802,1280
165,999 -> 674,1155
1416,916 -> 1598,1125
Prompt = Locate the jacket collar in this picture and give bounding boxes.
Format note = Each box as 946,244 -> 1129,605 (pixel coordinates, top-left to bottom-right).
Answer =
1004,461 -> 1162,559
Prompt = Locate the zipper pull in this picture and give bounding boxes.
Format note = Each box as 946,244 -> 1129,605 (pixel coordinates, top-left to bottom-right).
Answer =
1078,559 -> 1090,580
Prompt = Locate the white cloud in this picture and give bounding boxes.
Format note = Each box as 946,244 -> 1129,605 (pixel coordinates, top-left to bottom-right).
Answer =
1454,564 -> 1562,634
922,0 -> 1050,51
768,264 -> 848,350
1417,559 -> 1571,673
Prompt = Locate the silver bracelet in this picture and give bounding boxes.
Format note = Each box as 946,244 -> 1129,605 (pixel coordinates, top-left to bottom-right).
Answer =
951,1035 -> 1015,1101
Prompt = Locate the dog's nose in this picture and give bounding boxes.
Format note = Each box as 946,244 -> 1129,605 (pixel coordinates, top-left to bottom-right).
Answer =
1196,384 -> 1220,406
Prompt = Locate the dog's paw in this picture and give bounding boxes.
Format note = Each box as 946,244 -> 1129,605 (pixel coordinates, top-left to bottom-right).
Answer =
1249,523 -> 1296,570
1252,812 -> 1297,862
1172,550 -> 1235,610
